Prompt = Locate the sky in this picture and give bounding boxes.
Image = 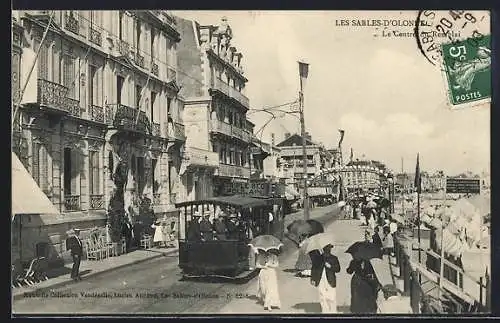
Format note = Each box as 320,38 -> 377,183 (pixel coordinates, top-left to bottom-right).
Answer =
172,10 -> 490,175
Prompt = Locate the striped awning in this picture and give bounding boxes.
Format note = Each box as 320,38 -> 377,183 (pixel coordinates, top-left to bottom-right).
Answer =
11,152 -> 59,218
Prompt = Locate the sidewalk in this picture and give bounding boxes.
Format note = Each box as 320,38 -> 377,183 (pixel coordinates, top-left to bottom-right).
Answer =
220,219 -> 368,314
12,247 -> 178,301
12,204 -> 338,302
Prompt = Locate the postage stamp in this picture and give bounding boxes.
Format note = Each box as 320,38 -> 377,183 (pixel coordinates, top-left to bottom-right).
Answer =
441,35 -> 491,108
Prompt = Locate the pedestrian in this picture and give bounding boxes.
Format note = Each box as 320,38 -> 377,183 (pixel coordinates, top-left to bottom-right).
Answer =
389,219 -> 398,236
309,244 -> 341,313
382,226 -> 395,257
346,258 -> 380,313
372,226 -> 383,250
66,228 -> 83,281
199,215 -> 213,241
256,249 -> 281,311
214,217 -> 228,240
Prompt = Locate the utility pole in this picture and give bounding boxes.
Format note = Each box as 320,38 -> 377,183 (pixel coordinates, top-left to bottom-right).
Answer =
298,61 -> 309,220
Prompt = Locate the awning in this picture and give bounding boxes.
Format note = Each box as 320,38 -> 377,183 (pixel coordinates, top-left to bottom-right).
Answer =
175,195 -> 280,209
11,152 -> 59,218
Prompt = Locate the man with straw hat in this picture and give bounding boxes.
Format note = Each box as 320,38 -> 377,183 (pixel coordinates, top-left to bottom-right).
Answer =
66,228 -> 83,281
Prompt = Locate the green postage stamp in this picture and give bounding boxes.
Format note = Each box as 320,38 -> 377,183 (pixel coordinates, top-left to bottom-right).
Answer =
441,34 -> 491,108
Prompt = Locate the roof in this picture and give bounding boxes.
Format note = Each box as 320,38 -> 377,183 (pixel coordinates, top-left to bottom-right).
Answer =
276,133 -> 316,147
175,195 -> 282,209
12,152 -> 60,217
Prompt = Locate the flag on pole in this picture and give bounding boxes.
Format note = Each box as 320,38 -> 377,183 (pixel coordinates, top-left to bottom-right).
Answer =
415,153 -> 422,194
298,61 -> 309,91
338,129 -> 345,147
350,148 -> 353,162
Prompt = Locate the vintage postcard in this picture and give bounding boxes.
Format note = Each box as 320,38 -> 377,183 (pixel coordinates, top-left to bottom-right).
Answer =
11,10 -> 491,316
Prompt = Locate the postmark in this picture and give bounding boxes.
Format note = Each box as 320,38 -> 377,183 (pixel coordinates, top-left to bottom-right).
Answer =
415,10 -> 490,69
441,35 -> 491,107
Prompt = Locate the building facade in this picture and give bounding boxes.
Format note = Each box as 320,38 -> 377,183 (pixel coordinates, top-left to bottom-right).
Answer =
276,133 -> 334,190
12,10 -> 185,263
176,16 -> 254,199
342,159 -> 388,193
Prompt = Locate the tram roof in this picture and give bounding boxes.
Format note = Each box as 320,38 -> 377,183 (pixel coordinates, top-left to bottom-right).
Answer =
175,195 -> 281,209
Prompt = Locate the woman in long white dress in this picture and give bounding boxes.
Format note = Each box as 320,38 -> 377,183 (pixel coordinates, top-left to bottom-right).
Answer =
153,220 -> 168,247
256,249 -> 281,311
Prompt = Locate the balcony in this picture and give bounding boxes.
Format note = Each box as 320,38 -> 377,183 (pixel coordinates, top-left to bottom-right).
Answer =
106,104 -> 152,134
89,27 -> 102,46
134,53 -> 145,69
209,77 -> 250,109
64,15 -> 79,35
89,194 -> 104,209
167,122 -> 186,142
152,62 -> 159,77
216,164 -> 250,178
152,122 -> 161,137
184,147 -> 219,168
117,40 -> 130,57
167,67 -> 176,82
35,78 -> 84,115
64,195 -> 80,212
89,105 -> 105,123
152,193 -> 161,206
210,120 -> 252,143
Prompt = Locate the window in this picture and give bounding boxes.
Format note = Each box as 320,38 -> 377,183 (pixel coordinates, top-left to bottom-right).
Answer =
136,157 -> 145,194
63,147 -> 79,196
89,151 -> 100,195
35,39 -> 49,80
89,65 -> 97,107
63,55 -> 76,98
135,20 -> 141,53
117,75 -> 124,105
135,85 -> 142,108
150,28 -> 156,56
152,158 -> 158,193
90,11 -> 101,26
167,97 -> 172,118
32,143 -> 50,194
118,11 -> 123,40
150,91 -> 157,121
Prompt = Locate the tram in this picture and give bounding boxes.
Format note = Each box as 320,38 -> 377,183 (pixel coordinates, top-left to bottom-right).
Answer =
175,195 -> 285,280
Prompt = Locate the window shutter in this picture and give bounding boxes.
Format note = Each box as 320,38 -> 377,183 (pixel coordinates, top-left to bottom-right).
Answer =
93,151 -> 100,194
32,143 -> 40,185
40,145 -> 49,193
64,56 -> 76,98
37,41 -> 49,80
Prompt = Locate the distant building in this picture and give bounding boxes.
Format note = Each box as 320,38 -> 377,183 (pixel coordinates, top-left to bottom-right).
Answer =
343,159 -> 388,193
276,132 -> 334,190
176,16 -> 253,199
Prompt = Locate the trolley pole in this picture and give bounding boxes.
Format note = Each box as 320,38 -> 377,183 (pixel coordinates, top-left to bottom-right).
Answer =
300,90 -> 309,220
298,61 -> 310,220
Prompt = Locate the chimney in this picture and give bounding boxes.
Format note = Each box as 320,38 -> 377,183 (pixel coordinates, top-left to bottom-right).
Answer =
284,133 -> 291,140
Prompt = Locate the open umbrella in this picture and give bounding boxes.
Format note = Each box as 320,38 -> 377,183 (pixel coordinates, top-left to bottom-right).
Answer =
300,232 -> 336,254
248,234 -> 283,252
287,219 -> 324,241
345,241 -> 383,260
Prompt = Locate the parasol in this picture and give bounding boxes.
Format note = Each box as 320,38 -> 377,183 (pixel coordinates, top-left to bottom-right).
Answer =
300,232 -> 335,254
248,234 -> 283,252
345,241 -> 383,260
287,219 -> 324,242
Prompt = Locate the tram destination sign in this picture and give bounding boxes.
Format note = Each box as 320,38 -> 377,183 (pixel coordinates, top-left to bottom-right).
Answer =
446,177 -> 480,194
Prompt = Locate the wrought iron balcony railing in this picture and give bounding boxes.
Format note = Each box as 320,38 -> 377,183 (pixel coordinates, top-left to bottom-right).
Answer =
216,164 -> 250,179
37,78 -> 84,114
64,195 -> 80,212
167,122 -> 186,141
152,122 -> 161,137
106,103 -> 152,134
89,194 -> 104,209
152,193 -> 161,206
152,62 -> 159,77
210,119 -> 252,143
64,15 -> 79,35
89,105 -> 105,123
210,77 -> 249,109
89,27 -> 102,46
135,53 -> 145,69
118,40 -> 130,57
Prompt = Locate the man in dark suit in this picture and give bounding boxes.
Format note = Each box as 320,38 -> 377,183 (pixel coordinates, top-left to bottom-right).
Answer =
66,228 -> 83,281
309,244 -> 341,313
